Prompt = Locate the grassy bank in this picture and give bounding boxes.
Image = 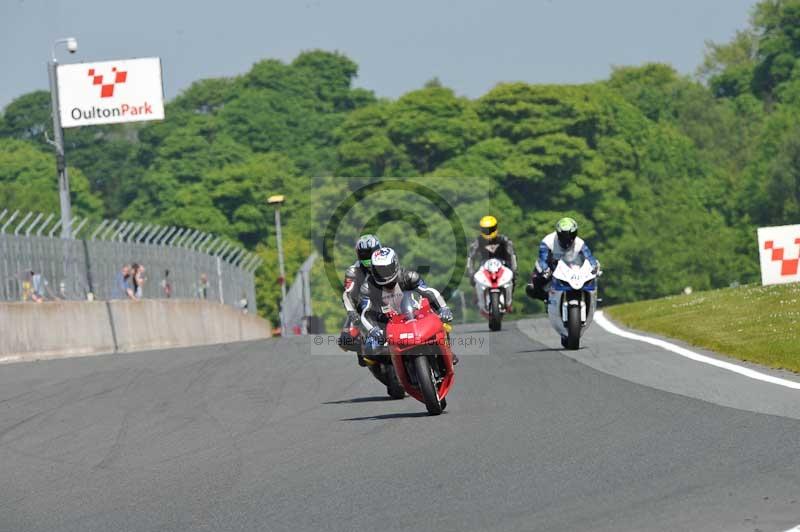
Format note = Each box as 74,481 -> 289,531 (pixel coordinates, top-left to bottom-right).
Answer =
605,283 -> 800,373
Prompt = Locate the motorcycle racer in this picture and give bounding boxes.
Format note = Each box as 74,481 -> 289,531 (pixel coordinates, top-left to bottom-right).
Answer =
467,215 -> 518,285
359,247 -> 457,364
525,217 -> 599,302
339,234 -> 381,363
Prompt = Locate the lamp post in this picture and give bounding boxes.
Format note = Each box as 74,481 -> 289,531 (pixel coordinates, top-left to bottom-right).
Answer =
47,37 -> 78,239
268,194 -> 287,335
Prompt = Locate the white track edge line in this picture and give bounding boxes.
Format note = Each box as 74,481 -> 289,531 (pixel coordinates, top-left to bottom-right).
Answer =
782,525 -> 800,532
594,311 -> 800,391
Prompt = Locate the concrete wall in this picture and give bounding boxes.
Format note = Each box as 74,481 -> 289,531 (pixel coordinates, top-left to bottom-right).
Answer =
0,300 -> 271,361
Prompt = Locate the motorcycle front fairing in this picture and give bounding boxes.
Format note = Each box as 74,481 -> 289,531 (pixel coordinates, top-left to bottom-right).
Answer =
547,260 -> 598,337
473,259 -> 514,314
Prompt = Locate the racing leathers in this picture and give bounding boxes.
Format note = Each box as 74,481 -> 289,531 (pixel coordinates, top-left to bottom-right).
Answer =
338,261 -> 370,352
526,232 -> 599,301
358,269 -> 453,359
467,235 -> 518,284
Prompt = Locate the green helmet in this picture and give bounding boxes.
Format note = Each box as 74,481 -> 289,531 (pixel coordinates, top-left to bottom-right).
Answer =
555,217 -> 578,248
355,234 -> 382,267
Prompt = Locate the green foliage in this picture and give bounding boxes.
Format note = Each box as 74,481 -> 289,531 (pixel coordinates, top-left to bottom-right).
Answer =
752,0 -> 800,100
0,138 -> 102,216
1,4 -> 797,328
742,104 -> 800,226
0,91 -> 53,147
388,87 -> 488,173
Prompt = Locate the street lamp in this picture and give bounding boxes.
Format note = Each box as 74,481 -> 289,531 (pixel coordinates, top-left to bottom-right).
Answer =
267,194 -> 287,335
47,37 -> 78,239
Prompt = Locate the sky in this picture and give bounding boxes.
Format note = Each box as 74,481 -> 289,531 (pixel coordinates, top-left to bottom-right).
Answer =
1,0 -> 757,109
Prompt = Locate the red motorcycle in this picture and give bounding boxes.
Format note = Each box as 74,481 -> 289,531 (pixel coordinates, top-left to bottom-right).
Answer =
385,295 -> 456,415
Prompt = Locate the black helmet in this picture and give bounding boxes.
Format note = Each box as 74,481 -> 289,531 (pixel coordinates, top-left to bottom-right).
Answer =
371,247 -> 399,286
555,217 -> 578,249
355,234 -> 381,267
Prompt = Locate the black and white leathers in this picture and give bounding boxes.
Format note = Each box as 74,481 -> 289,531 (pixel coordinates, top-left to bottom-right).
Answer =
342,261 -> 369,320
359,269 -> 447,333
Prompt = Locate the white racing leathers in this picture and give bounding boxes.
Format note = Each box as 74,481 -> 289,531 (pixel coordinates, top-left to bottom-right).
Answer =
536,233 -> 598,273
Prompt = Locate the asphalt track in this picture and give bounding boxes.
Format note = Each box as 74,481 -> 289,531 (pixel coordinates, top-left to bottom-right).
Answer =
0,318 -> 798,532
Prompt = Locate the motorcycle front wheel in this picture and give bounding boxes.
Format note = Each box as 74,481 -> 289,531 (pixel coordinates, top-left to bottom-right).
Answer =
566,303 -> 581,350
414,356 -> 443,416
488,291 -> 502,331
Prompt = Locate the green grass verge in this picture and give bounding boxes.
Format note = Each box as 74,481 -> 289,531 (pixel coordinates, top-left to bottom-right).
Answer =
605,283 -> 800,373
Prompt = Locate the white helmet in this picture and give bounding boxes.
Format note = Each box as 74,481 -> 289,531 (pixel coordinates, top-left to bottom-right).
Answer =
371,247 -> 399,286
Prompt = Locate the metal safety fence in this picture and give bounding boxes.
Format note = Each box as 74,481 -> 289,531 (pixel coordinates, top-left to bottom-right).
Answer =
0,209 -> 262,312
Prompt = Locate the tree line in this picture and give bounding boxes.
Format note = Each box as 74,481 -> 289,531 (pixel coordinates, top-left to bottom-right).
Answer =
1,0 -> 798,329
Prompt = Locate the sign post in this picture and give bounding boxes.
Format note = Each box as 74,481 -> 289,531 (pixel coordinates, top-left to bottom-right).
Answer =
48,57 -> 72,239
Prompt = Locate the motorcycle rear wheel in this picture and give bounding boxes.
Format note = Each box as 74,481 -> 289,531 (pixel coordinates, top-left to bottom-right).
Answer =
386,366 -> 405,400
414,356 -> 442,416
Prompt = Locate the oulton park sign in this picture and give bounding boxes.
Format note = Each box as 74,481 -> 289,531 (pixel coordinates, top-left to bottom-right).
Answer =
57,57 -> 164,128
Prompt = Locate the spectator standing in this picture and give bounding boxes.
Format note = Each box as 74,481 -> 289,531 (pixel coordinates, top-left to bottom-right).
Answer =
30,271 -> 45,303
21,273 -> 32,301
22,271 -> 45,302
198,273 -> 209,300
131,263 -> 146,299
111,265 -> 135,300
160,269 -> 172,298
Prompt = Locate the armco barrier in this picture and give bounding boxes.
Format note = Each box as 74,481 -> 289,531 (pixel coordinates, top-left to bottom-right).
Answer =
0,300 -> 271,361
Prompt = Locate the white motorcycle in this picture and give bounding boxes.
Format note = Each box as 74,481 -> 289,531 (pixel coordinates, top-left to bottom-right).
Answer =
547,258 -> 599,349
473,258 -> 514,331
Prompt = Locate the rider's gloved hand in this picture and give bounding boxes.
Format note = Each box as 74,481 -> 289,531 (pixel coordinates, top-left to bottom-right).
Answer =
439,307 -> 454,323
367,326 -> 385,346
338,329 -> 353,351
525,283 -> 537,299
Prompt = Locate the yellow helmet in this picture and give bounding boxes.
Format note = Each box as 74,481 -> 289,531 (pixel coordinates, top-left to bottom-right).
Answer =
479,215 -> 498,240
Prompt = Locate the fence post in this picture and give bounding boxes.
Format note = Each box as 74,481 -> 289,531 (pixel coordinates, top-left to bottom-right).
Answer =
37,214 -> 55,236
2,211 -> 20,234
216,255 -> 224,305
14,212 -> 33,236
72,218 -> 89,239
82,238 -> 94,298
25,213 -> 44,237
48,219 -> 62,238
